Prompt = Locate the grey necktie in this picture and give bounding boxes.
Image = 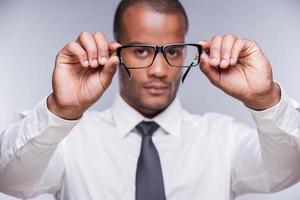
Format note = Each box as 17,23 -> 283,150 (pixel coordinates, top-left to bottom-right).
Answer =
135,121 -> 166,200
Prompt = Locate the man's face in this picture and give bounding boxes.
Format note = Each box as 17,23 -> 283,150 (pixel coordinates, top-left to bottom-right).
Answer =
118,5 -> 186,118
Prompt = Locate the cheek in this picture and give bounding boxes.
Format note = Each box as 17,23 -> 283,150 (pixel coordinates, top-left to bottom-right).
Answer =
128,70 -> 146,90
130,68 -> 147,79
169,69 -> 182,84
119,69 -> 141,96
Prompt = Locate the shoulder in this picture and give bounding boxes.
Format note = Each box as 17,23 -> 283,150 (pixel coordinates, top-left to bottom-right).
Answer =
64,108 -> 115,138
60,107 -> 117,148
80,108 -> 114,125
181,109 -> 253,139
182,109 -> 236,128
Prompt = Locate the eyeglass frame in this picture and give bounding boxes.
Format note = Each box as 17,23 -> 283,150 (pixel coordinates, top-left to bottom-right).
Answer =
116,43 -> 203,83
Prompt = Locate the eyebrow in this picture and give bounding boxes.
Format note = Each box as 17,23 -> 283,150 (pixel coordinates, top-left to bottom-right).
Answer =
124,41 -> 186,46
124,41 -> 150,46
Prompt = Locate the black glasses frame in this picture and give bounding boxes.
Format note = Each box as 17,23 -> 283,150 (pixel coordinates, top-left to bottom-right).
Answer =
116,43 -> 203,83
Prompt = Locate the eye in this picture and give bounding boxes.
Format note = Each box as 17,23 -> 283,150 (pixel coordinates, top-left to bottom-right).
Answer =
134,48 -> 149,58
166,47 -> 182,59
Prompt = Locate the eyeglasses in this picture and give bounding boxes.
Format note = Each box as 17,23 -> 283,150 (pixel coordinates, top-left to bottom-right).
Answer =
116,43 -> 202,82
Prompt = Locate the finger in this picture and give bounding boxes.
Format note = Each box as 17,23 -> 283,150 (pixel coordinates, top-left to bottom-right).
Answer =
199,52 -> 220,86
109,41 -> 122,56
230,38 -> 246,65
77,32 -> 99,68
198,40 -> 210,54
220,34 -> 236,68
99,55 -> 120,90
209,35 -> 222,67
200,51 -> 210,68
61,42 -> 89,67
94,32 -> 109,66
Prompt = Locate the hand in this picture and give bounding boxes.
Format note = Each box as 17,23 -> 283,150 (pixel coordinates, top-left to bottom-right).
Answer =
47,32 -> 121,119
199,34 -> 280,110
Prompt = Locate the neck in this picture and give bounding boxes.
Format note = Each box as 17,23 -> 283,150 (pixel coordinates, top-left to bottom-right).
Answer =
119,93 -> 169,119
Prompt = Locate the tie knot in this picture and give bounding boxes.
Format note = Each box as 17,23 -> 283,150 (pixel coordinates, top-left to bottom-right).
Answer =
135,121 -> 159,137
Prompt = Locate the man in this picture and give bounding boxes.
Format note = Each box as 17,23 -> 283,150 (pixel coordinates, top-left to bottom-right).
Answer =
0,0 -> 300,200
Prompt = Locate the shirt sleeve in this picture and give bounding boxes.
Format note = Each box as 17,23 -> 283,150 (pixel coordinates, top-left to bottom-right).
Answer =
0,96 -> 79,198
230,87 -> 300,197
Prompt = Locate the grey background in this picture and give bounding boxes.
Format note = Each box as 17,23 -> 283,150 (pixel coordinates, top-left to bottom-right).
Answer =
1,0 -> 300,199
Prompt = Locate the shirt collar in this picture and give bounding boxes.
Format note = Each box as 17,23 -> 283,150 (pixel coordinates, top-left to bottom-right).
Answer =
112,93 -> 182,138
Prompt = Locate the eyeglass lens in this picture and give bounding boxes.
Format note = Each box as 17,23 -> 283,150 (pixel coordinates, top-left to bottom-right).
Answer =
120,44 -> 200,69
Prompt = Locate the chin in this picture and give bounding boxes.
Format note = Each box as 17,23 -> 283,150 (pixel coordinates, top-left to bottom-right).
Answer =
141,95 -> 173,113
121,89 -> 176,117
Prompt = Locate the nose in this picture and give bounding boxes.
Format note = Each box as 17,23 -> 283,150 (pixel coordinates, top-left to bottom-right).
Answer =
147,52 -> 169,78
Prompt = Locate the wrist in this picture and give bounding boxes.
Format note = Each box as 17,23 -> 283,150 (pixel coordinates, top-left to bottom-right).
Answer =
47,94 -> 85,120
244,82 -> 281,111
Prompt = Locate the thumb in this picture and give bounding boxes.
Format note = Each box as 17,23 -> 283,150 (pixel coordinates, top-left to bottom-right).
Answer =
200,52 -> 220,87
109,41 -> 122,56
99,55 -> 119,90
198,40 -> 210,54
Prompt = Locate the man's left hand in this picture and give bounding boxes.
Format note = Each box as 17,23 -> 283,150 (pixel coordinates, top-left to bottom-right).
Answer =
199,34 -> 280,110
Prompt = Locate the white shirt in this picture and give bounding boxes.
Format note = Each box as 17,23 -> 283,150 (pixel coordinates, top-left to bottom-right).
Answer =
0,90 -> 300,200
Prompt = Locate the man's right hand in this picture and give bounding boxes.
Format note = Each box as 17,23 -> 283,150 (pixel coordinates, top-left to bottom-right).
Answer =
47,32 -> 121,120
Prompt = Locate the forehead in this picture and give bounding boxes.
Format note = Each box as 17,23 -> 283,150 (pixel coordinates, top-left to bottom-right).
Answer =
120,5 -> 186,45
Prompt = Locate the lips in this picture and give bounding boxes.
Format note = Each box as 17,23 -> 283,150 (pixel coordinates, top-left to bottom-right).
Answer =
143,82 -> 170,95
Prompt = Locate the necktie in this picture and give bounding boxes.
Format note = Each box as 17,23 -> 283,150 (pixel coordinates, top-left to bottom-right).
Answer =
135,121 -> 166,200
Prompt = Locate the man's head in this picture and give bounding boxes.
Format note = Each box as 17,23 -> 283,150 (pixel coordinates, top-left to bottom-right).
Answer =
113,0 -> 189,118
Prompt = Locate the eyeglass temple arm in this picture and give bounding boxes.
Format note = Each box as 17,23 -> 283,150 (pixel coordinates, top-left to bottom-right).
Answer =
120,63 -> 132,80
182,66 -> 191,83
182,59 -> 199,83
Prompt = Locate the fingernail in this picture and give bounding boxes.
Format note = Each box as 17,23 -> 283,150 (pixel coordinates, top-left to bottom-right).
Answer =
100,57 -> 107,65
211,58 -> 219,65
230,58 -> 234,65
221,59 -> 227,67
83,60 -> 89,66
92,59 -> 98,66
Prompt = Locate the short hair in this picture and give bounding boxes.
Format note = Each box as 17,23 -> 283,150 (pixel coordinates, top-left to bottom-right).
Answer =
113,0 -> 189,42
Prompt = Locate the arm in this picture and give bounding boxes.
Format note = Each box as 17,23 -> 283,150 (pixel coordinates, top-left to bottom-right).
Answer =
0,98 -> 77,198
0,31 -> 120,198
198,34 -> 300,196
230,89 -> 300,197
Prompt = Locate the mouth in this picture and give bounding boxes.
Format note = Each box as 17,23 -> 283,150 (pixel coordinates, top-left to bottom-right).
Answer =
143,82 -> 170,96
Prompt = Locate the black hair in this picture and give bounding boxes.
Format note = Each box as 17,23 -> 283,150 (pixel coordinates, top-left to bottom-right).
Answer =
113,0 -> 189,42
